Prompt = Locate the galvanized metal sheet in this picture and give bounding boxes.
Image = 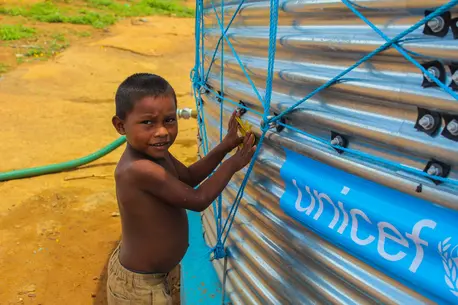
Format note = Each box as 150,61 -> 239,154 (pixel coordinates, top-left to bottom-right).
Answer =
197,1 -> 458,304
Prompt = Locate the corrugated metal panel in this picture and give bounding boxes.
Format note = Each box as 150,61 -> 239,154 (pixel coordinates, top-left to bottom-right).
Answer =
196,1 -> 458,304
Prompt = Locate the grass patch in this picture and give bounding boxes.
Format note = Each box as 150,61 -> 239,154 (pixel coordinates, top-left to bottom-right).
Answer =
0,63 -> 8,74
0,25 -> 36,41
24,38 -> 69,58
85,0 -> 194,17
1,2 -> 117,28
0,0 -> 194,29
76,31 -> 91,37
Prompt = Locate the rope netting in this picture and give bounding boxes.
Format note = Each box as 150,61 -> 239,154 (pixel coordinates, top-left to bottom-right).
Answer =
191,0 -> 458,262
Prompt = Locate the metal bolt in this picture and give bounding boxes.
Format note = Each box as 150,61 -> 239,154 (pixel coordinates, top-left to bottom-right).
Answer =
199,87 -> 207,95
452,71 -> 458,84
331,135 -> 344,146
425,66 -> 439,82
427,163 -> 443,177
446,119 -> 458,136
427,16 -> 445,33
261,115 -> 276,129
418,114 -> 435,130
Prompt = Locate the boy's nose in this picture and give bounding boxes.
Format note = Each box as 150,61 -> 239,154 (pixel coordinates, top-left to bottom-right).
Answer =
155,126 -> 168,137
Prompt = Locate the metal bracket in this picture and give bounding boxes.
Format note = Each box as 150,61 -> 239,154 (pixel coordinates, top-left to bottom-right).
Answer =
451,17 -> 458,39
414,108 -> 442,136
441,114 -> 458,141
217,90 -> 223,103
423,159 -> 451,185
423,10 -> 451,37
237,101 -> 247,116
449,63 -> 458,91
421,61 -> 446,88
330,131 -> 348,154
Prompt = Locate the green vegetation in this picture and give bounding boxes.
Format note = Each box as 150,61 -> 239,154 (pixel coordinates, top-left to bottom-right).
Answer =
24,35 -> 69,59
0,25 -> 36,41
0,0 -> 194,29
76,31 -> 91,37
0,63 -> 8,74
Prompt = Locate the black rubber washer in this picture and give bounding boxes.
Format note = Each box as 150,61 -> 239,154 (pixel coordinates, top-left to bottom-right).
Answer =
216,90 -> 222,103
330,131 -> 348,154
451,17 -> 458,39
423,10 -> 451,37
423,159 -> 451,185
238,101 -> 247,116
273,112 -> 286,133
421,61 -> 446,88
414,108 -> 442,136
449,63 -> 458,91
441,114 -> 458,141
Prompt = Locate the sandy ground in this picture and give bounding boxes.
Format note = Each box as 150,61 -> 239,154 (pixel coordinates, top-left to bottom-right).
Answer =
0,15 -> 197,305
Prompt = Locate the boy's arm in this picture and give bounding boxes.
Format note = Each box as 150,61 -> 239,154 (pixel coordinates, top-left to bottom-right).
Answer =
170,140 -> 234,187
172,111 -> 244,187
132,134 -> 256,212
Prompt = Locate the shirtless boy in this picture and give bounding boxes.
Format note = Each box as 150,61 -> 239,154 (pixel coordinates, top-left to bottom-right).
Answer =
107,73 -> 256,304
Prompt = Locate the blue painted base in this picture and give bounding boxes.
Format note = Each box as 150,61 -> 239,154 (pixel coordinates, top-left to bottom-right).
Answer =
181,211 -> 222,304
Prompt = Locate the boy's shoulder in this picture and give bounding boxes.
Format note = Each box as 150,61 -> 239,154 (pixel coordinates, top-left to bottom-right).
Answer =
115,152 -> 173,183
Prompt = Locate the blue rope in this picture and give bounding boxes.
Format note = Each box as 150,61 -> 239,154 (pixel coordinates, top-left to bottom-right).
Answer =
191,0 -> 458,261
205,0 -> 246,82
270,0 -> 458,122
214,0 -> 226,260
210,1 -> 266,108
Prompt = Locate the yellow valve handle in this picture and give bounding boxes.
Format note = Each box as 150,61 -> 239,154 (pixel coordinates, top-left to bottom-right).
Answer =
234,116 -> 254,149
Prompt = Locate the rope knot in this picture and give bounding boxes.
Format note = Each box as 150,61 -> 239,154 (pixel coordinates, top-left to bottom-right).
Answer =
212,242 -> 226,260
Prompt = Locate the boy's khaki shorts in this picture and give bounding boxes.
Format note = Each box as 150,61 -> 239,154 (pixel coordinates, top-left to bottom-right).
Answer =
107,243 -> 173,305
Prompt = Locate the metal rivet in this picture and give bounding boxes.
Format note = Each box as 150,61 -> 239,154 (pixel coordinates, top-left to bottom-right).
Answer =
425,66 -> 440,82
427,17 -> 445,33
330,135 -> 344,146
446,119 -> 458,136
418,114 -> 435,130
427,163 -> 443,176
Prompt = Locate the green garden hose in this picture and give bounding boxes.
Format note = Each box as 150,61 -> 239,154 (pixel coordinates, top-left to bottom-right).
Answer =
0,108 -> 196,182
0,136 -> 127,182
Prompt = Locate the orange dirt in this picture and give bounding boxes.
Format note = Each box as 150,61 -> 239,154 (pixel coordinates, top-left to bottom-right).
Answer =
0,15 -> 197,305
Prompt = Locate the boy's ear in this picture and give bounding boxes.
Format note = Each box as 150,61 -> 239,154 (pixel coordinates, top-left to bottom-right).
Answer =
112,116 -> 126,135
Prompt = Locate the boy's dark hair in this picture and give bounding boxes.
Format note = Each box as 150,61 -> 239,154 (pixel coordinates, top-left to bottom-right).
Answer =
115,73 -> 177,119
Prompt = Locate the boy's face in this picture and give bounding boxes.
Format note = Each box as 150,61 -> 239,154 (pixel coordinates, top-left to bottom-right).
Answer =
113,95 -> 178,159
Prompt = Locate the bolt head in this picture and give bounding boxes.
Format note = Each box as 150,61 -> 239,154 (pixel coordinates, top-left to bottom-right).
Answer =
331,135 -> 344,146
427,17 -> 445,33
446,119 -> 458,136
425,67 -> 439,82
418,114 -> 435,130
427,164 -> 443,177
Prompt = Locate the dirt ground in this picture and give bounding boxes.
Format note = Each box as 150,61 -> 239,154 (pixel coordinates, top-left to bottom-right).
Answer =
0,14 -> 197,305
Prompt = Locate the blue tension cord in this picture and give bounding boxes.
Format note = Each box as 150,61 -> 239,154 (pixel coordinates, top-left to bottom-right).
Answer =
205,0 -> 246,82
191,0 -> 458,260
221,0 -> 280,247
215,0 -> 225,257
210,1 -> 266,107
341,0 -> 458,101
271,0 -> 458,122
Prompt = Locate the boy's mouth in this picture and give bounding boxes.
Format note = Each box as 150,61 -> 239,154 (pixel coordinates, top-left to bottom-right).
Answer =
150,142 -> 169,148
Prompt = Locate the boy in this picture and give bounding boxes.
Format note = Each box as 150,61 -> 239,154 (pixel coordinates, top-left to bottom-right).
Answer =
107,73 -> 256,304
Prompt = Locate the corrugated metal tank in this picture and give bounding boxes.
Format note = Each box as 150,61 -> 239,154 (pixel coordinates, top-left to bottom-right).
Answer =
196,1 -> 458,304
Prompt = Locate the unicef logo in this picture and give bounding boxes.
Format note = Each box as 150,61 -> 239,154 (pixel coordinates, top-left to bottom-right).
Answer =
439,238 -> 458,297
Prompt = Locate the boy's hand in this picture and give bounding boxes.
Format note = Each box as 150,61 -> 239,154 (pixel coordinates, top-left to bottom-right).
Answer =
222,110 -> 244,151
228,133 -> 257,171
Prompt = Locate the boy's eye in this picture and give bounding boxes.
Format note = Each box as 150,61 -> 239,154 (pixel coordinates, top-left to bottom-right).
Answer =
165,117 -> 176,124
141,120 -> 153,125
